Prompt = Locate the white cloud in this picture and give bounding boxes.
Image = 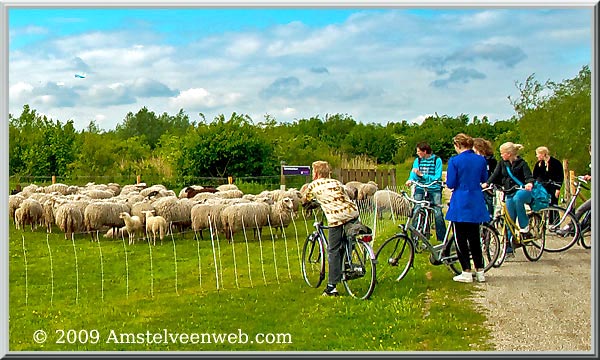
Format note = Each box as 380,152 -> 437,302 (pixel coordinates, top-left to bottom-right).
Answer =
169,88 -> 241,109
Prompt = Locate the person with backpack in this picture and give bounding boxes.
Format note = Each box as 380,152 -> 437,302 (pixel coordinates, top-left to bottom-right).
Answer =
533,146 -> 564,207
405,141 -> 446,243
481,142 -> 534,256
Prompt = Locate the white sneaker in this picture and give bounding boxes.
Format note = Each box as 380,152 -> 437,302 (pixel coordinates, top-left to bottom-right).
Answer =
453,272 -> 473,283
475,271 -> 485,283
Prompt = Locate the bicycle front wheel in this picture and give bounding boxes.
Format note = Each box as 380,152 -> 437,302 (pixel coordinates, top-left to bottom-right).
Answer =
342,241 -> 377,300
375,234 -> 415,282
522,212 -> 545,262
301,232 -> 326,288
490,216 -> 508,268
538,206 -> 580,252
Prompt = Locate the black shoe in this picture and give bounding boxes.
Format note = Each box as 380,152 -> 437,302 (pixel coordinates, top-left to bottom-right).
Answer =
321,288 -> 339,297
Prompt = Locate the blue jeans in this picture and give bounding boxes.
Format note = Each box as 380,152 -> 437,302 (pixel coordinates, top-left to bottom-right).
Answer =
505,190 -> 532,251
414,189 -> 446,242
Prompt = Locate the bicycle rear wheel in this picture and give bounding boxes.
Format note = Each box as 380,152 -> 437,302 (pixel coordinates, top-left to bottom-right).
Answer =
447,223 -> 500,275
538,206 -> 580,252
579,210 -> 591,249
375,234 -> 415,282
301,232 -> 326,288
342,241 -> 377,300
522,212 -> 545,262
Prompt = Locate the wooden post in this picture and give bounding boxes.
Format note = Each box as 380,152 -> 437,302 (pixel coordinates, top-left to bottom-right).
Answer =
52,175 -> 56,184
569,170 -> 576,201
563,159 -> 571,203
228,176 -> 233,185
137,175 -> 141,184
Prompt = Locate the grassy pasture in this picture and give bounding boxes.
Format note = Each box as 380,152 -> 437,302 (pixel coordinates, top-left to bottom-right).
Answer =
8,205 -> 493,352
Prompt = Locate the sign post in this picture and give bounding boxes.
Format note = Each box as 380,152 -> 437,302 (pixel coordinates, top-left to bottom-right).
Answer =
281,165 -> 311,190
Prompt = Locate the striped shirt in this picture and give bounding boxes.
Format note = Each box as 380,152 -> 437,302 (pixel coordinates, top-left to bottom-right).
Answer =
304,178 -> 359,227
407,154 -> 443,192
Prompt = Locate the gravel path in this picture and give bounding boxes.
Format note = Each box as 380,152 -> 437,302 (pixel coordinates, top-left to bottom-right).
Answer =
472,245 -> 593,352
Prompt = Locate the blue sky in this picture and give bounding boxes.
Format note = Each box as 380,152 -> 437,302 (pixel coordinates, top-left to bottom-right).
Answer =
6,6 -> 593,131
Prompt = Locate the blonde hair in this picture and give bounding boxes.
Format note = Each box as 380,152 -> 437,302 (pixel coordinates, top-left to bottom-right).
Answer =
536,146 -> 549,156
473,138 -> 494,156
453,133 -> 474,149
312,161 -> 331,179
499,142 -> 524,156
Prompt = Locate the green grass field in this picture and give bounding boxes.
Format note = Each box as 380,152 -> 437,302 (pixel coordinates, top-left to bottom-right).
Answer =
9,202 -> 493,352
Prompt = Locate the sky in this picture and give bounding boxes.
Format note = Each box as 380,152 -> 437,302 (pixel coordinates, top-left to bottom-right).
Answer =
5,5 -> 594,131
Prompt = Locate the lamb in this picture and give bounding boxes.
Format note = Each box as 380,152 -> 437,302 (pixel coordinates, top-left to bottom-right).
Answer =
104,226 -> 128,239
130,200 -> 155,227
373,189 -> 411,220
14,207 -> 26,230
141,210 -> 168,246
119,212 -> 144,245
54,202 -> 84,240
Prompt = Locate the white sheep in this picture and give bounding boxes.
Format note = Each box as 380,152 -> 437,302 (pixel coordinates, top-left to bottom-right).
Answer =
373,189 -> 411,220
104,226 -> 128,239
9,194 -> 25,220
84,201 -> 131,241
151,196 -> 192,234
119,212 -> 143,245
16,198 -> 44,231
216,184 -> 239,192
55,202 -> 84,240
130,200 -> 155,227
141,210 -> 168,246
220,201 -> 270,242
14,207 -> 26,230
267,197 -> 295,238
190,201 -> 227,240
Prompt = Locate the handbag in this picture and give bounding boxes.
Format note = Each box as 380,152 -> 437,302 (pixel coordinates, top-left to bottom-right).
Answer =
505,166 -> 551,211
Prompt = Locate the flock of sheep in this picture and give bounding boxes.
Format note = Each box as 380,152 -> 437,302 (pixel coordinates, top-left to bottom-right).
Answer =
9,179 -> 412,245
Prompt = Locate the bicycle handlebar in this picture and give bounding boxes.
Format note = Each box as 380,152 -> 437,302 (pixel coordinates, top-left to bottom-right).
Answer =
407,180 -> 445,188
400,190 -> 432,207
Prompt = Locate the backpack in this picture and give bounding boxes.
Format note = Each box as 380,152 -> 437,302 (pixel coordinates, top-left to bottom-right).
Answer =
505,166 -> 551,211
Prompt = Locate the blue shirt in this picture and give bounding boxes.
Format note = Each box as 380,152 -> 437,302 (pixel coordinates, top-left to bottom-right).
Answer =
445,149 -> 490,223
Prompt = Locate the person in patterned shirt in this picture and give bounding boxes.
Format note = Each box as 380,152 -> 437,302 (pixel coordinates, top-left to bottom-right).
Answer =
302,160 -> 359,297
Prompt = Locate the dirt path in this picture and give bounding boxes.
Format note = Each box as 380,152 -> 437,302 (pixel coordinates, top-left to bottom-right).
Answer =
472,246 -> 593,351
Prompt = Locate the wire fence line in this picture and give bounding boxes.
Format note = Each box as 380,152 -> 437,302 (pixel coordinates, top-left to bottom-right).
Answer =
10,196 -> 413,305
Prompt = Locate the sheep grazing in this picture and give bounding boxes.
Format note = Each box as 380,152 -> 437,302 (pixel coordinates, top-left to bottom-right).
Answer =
216,184 -> 239,192
151,196 -> 192,235
373,189 -> 411,220
55,203 -> 84,240
141,210 -> 167,246
119,212 -> 143,245
104,226 -> 128,239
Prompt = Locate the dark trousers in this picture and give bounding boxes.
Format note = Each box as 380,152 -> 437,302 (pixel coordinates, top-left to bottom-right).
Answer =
327,224 -> 345,286
453,222 -> 484,271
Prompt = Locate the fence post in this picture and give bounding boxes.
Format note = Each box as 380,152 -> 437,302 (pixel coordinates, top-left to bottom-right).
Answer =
52,175 -> 56,184
136,175 -> 141,184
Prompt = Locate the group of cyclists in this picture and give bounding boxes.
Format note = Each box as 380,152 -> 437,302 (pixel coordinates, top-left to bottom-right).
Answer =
302,135 -> 591,294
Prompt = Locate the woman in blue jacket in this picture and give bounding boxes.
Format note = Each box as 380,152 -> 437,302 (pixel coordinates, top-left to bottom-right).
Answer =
445,133 -> 491,283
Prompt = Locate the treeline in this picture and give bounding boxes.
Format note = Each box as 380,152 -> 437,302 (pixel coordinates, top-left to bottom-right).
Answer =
9,66 -> 591,189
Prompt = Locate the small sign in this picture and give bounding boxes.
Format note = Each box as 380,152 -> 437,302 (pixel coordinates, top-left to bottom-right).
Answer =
282,165 -> 311,176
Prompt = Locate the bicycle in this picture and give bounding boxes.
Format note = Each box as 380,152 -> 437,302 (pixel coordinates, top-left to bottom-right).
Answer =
375,181 -> 500,282
489,185 -> 547,266
301,220 -> 377,300
543,175 -> 591,251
